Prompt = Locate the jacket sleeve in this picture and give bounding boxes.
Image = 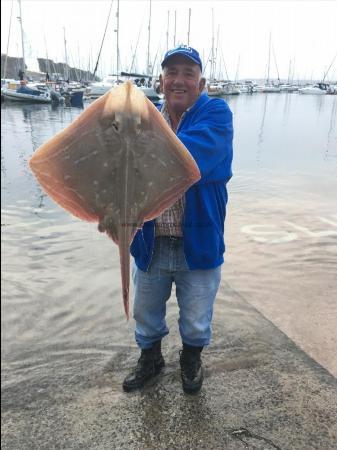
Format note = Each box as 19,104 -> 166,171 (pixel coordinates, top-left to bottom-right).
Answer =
177,98 -> 233,183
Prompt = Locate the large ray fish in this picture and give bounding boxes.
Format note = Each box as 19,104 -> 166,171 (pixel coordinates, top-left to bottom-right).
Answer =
29,81 -> 200,319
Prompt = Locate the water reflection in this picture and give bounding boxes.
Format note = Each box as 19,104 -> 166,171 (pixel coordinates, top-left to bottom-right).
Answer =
325,97 -> 337,165
257,94 -> 268,164
1,102 -> 84,208
282,92 -> 292,126
315,93 -> 325,118
1,146 -> 6,178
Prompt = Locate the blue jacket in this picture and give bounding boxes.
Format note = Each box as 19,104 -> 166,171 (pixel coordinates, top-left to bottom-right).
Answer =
130,92 -> 233,271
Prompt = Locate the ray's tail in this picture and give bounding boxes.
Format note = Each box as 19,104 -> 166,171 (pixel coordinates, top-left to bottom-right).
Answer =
118,242 -> 130,320
117,225 -> 135,320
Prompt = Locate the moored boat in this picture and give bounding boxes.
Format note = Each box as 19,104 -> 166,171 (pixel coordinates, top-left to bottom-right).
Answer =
1,79 -> 21,101
2,83 -> 52,103
207,82 -> 225,97
62,90 -> 84,107
298,82 -> 329,95
222,82 -> 241,95
88,76 -> 120,99
261,84 -> 281,93
279,84 -> 299,92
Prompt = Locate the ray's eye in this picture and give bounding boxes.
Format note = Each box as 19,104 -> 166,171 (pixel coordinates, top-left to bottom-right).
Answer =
112,121 -> 119,131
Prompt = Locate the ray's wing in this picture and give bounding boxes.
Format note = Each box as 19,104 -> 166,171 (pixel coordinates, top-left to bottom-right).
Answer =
131,98 -> 200,224
29,93 -> 125,224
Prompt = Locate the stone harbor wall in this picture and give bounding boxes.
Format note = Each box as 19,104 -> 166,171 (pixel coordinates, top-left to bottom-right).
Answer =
1,54 -> 99,82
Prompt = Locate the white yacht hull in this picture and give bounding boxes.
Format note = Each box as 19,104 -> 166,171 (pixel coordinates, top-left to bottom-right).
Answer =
138,85 -> 163,101
207,89 -> 225,97
262,86 -> 281,93
89,83 -> 114,99
298,87 -> 326,95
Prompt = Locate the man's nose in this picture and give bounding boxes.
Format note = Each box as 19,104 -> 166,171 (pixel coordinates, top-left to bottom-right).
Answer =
172,73 -> 185,84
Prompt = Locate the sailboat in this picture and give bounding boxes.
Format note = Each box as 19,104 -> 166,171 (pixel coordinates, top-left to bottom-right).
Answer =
207,10 -> 226,97
279,59 -> 298,92
136,0 -> 162,101
298,83 -> 328,95
262,33 -> 281,93
2,0 -> 55,103
298,53 -> 336,95
89,0 -> 120,99
89,0 -> 161,101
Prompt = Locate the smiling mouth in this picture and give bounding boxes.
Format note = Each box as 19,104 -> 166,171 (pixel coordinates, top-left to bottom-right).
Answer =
172,89 -> 186,94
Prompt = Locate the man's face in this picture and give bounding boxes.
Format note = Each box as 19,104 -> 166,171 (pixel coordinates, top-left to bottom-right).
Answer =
160,55 -> 205,115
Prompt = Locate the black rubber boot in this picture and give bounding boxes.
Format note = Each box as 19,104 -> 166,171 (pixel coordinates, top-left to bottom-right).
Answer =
122,340 -> 165,392
180,343 -> 204,394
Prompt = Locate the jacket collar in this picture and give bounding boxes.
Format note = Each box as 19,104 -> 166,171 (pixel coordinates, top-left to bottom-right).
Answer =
159,92 -> 210,125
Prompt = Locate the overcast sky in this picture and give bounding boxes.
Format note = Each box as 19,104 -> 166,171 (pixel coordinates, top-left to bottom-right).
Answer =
1,0 -> 337,81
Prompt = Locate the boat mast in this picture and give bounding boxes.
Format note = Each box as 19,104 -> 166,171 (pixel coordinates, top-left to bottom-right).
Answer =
116,0 -> 120,81
220,46 -> 229,80
187,8 -> 191,45
266,32 -> 271,85
18,0 -> 25,72
235,54 -> 240,83
77,41 -> 81,75
211,8 -> 215,80
63,27 -> 69,80
92,0 -> 113,81
173,10 -> 176,47
44,33 -> 51,77
215,25 -> 220,78
129,19 -> 143,73
146,0 -> 152,75
166,10 -> 170,51
287,59 -> 292,84
322,52 -> 337,82
3,0 -> 14,78
272,43 -> 280,84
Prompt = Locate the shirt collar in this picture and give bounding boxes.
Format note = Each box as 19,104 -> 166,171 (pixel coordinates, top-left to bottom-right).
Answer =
160,100 -> 192,131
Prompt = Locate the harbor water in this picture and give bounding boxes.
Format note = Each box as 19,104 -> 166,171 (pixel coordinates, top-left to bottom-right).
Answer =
1,93 -> 337,449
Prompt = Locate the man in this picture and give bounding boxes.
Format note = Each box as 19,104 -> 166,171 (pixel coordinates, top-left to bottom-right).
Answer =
18,69 -> 25,82
123,45 -> 233,394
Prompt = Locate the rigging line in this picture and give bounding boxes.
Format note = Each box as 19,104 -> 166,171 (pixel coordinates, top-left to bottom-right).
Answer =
202,48 -> 212,77
68,49 -> 80,82
150,45 -> 160,77
220,46 -> 229,80
272,43 -> 280,82
322,52 -> 337,81
152,30 -> 166,76
92,0 -> 114,81
129,13 -> 146,73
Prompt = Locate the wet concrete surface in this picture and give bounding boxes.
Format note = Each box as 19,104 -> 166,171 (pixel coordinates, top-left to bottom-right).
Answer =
2,284 -> 337,450
2,282 -> 337,450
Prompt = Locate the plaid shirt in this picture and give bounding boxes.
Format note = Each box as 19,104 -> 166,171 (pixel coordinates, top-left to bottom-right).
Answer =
155,102 -> 186,237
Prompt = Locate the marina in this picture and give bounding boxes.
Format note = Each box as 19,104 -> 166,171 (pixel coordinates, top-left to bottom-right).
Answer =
1,0 -> 336,104
2,91 -> 337,449
1,1 -> 337,449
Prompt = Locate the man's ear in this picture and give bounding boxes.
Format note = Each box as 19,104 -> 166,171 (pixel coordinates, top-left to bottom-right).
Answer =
199,77 -> 206,94
159,74 -> 164,93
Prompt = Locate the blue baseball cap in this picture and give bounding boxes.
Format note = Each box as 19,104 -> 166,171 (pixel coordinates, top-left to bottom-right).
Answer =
161,45 -> 202,71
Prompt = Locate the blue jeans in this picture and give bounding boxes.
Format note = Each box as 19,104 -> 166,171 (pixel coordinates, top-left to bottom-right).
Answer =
132,236 -> 222,349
